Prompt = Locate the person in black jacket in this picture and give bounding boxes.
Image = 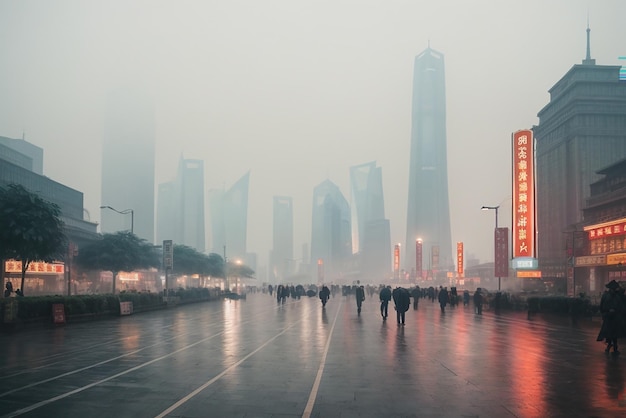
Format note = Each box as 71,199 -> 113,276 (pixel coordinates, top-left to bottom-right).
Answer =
355,285 -> 365,315
319,285 -> 330,308
379,286 -> 392,320
392,287 -> 411,325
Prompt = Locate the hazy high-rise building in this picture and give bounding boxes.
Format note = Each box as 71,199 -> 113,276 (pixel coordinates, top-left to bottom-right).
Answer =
271,196 -> 293,282
101,87 -> 155,243
350,161 -> 391,281
208,171 -> 250,262
156,157 -> 205,252
310,180 -> 352,282
533,27 -> 626,280
405,47 -> 453,275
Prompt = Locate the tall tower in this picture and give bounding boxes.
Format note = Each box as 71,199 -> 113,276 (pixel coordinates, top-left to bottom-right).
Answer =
310,180 -> 352,282
157,156 -> 205,252
101,87 -> 155,243
350,161 -> 391,281
208,171 -> 250,262
405,47 -> 453,276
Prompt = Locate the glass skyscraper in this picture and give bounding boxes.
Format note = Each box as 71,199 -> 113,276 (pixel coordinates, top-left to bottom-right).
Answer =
405,47 -> 453,277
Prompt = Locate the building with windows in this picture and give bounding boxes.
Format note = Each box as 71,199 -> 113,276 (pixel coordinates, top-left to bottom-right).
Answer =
101,87 -> 155,243
405,47 -> 453,276
350,161 -> 391,282
533,27 -> 626,286
310,179 -> 352,283
156,157 -> 205,252
1,135 -> 98,295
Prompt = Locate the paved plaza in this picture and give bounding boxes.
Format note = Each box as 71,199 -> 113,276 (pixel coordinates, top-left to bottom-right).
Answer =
0,291 -> 625,417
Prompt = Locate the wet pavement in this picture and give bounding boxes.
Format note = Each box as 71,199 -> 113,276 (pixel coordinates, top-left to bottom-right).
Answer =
0,292 -> 625,418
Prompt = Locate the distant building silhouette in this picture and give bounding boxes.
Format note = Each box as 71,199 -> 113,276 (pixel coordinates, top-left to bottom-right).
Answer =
209,172 -> 250,264
405,47 -> 453,276
270,196 -> 294,282
101,87 -> 155,243
157,156 -> 205,252
310,179 -> 352,282
533,26 -> 626,283
350,161 -> 391,282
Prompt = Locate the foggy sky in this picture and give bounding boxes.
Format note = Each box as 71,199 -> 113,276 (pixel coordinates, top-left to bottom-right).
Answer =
1,0 -> 625,271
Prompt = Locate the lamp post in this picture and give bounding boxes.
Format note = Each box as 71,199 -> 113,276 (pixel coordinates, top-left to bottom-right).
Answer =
100,205 -> 134,234
481,205 -> 500,290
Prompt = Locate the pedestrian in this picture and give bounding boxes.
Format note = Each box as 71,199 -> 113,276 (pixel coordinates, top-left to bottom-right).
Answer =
473,288 -> 483,314
319,285 -> 330,308
356,285 -> 365,315
438,286 -> 449,313
4,281 -> 13,297
392,287 -> 411,325
597,280 -> 626,354
463,290 -> 470,306
410,286 -> 420,310
15,288 -> 24,297
379,285 -> 392,320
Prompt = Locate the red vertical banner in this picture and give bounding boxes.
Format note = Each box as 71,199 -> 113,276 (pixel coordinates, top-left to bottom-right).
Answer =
431,245 -> 439,273
317,259 -> 324,283
512,130 -> 536,258
393,244 -> 400,279
495,227 -> 509,277
456,242 -> 464,276
416,239 -> 423,279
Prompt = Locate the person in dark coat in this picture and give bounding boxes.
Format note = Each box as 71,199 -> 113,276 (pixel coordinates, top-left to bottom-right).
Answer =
379,285 -> 392,320
463,290 -> 470,306
473,288 -> 483,314
392,287 -> 411,325
597,280 -> 626,354
438,286 -> 449,313
355,285 -> 365,315
410,286 -> 420,310
319,285 -> 330,308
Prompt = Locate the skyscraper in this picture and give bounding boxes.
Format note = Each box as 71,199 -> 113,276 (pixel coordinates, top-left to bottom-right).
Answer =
533,26 -> 626,282
405,47 -> 453,276
156,157 -> 205,252
101,87 -> 155,243
310,179 -> 351,282
271,196 -> 294,282
350,161 -> 391,281
208,171 -> 250,263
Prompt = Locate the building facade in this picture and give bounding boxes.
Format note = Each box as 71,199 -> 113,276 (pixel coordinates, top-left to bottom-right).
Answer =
405,47 -> 453,276
350,161 -> 391,282
1,136 -> 98,295
310,179 -> 352,283
156,157 -> 205,252
101,87 -> 155,243
533,29 -> 626,284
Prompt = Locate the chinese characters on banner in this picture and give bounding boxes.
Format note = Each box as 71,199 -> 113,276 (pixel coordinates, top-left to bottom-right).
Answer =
586,220 -> 626,240
495,227 -> 509,277
512,130 -> 536,258
4,260 -> 64,274
456,242 -> 464,276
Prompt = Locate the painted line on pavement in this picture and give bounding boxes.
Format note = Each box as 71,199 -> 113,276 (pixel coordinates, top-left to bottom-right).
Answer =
302,298 -> 343,418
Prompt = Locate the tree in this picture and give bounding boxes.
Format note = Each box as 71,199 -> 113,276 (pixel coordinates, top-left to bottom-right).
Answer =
172,245 -> 225,286
75,231 -> 160,293
0,183 -> 67,295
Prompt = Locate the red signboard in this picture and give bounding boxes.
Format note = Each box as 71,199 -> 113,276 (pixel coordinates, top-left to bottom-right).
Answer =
416,239 -> 423,279
456,242 -> 464,276
512,130 -> 536,258
495,227 -> 509,277
52,303 -> 66,324
393,244 -> 400,274
586,219 -> 626,240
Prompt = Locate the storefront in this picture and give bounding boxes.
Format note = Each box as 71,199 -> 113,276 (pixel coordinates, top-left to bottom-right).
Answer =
580,218 -> 626,292
3,259 -> 66,296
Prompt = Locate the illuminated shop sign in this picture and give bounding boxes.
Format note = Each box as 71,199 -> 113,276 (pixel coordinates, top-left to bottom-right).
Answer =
512,129 -> 536,259
4,260 -> 64,274
585,219 -> 626,240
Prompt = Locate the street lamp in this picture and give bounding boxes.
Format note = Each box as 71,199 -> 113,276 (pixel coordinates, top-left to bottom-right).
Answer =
481,205 -> 500,290
100,205 -> 134,234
